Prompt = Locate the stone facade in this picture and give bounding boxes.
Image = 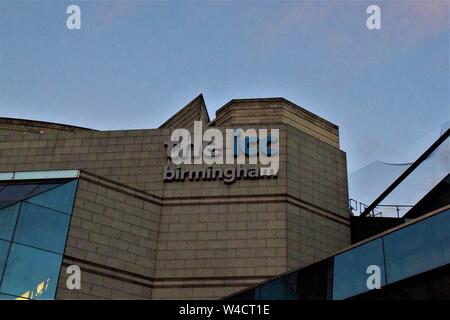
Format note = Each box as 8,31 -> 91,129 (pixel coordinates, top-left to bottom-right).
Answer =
0,95 -> 351,299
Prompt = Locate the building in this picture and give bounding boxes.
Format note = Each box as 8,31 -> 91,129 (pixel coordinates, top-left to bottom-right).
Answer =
227,128 -> 450,300
0,95 -> 350,299
227,204 -> 450,300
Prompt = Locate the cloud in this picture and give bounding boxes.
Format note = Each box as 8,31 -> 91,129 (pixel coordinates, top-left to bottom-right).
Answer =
255,1 -> 449,49
255,2 -> 332,44
91,1 -> 138,29
387,0 -> 449,47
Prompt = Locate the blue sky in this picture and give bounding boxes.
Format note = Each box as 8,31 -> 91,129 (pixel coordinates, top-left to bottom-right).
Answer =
0,0 -> 448,173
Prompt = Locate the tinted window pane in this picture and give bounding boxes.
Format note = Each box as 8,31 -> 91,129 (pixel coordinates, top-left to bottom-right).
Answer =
0,201 -> 18,210
229,289 -> 256,300
0,240 -> 10,284
0,243 -> 62,300
384,209 -> 450,284
287,259 -> 330,300
14,202 -> 70,254
27,180 -> 77,214
256,278 -> 285,299
0,184 -> 63,210
26,183 -> 61,199
0,293 -> 22,300
333,238 -> 386,300
0,203 -> 20,241
0,184 -> 39,201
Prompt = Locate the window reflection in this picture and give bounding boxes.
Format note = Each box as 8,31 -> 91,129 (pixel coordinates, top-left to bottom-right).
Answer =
0,184 -> 39,201
333,238 -> 386,300
0,243 -> 62,300
257,278 -> 285,299
0,203 -> 20,241
384,209 -> 450,283
229,208 -> 450,301
0,240 -> 10,284
0,182 -> 61,210
27,180 -> 78,214
14,202 -> 70,254
0,178 -> 77,300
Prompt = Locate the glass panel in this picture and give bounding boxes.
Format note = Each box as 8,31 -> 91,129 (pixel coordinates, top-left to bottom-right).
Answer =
229,289 -> 256,300
349,127 -> 449,218
0,173 -> 14,181
27,183 -> 62,199
256,278 -> 285,299
288,259 -> 330,300
0,243 -> 62,300
284,272 -> 299,300
384,208 -> 450,284
13,170 -> 79,180
333,238 -> 386,300
0,240 -> 10,284
0,201 -> 18,210
0,293 -> 22,300
27,180 -> 77,214
0,184 -> 39,201
0,203 -> 20,241
13,202 -> 70,254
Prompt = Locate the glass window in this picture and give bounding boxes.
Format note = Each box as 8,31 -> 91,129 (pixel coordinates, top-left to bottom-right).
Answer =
27,180 -> 78,214
30,183 -> 61,197
0,243 -> 62,300
0,201 -> 18,210
0,293 -> 17,300
0,203 -> 20,241
0,176 -> 78,300
230,289 -> 256,300
333,238 -> 386,300
384,208 -> 450,284
0,183 -> 67,210
0,184 -> 39,201
256,278 -> 285,299
284,272 -> 299,300
289,259 -> 331,300
0,240 -> 10,284
13,202 -> 70,254
0,293 -> 23,300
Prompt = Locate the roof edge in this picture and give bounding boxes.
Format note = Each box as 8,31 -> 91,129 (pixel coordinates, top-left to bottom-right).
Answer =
159,94 -> 210,128
0,117 -> 96,132
215,97 -> 338,130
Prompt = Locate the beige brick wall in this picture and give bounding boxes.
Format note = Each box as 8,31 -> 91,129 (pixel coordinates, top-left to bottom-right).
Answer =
56,174 -> 160,299
285,125 -> 351,270
0,99 -> 351,299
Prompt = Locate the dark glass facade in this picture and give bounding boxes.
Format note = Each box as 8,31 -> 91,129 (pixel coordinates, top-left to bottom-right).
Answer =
0,179 -> 77,300
228,207 -> 450,300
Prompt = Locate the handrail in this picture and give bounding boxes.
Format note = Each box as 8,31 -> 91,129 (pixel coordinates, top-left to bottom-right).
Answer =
350,198 -> 413,218
360,128 -> 450,217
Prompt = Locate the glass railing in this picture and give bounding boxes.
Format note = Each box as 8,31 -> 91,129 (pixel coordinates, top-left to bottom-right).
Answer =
229,206 -> 450,300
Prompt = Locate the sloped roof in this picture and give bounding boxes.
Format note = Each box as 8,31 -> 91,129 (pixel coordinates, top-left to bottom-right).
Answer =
159,94 -> 210,128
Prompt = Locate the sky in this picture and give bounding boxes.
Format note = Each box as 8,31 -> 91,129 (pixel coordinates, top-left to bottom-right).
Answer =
0,0 -> 449,174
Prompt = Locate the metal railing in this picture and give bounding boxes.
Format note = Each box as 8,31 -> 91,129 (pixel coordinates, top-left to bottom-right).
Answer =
349,198 -> 413,218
